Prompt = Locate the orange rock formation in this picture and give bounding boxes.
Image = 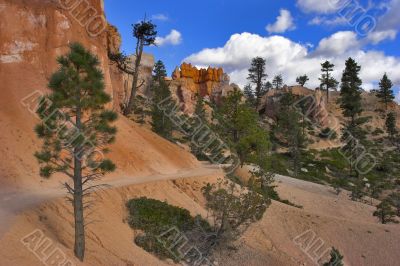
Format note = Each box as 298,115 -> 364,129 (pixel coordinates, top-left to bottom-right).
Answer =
178,63 -> 224,83
171,63 -> 225,97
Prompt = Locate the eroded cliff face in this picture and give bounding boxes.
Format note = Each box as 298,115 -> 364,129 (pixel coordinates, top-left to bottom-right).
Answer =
0,0 -> 199,187
0,0 -> 123,106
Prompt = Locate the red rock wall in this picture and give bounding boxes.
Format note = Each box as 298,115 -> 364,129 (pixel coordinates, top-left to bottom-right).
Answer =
0,0 -> 122,109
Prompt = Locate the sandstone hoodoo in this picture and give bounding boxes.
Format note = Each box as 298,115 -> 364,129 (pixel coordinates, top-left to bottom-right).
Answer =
169,63 -> 236,113
172,63 -> 225,96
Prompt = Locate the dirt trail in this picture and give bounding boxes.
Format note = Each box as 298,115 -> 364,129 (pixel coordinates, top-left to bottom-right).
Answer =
0,163 -> 221,239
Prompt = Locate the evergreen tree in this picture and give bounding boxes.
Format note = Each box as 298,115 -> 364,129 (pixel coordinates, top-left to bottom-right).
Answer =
323,247 -> 344,266
319,61 -> 338,102
376,73 -> 394,112
373,198 -> 398,224
153,60 -> 167,82
385,112 -> 398,141
338,58 -> 367,177
264,81 -> 273,92
296,75 -> 309,87
272,74 -> 283,89
109,19 -> 157,116
243,84 -> 256,107
214,88 -> 270,166
151,60 -> 174,139
275,92 -> 307,177
34,43 -> 117,261
247,57 -> 267,107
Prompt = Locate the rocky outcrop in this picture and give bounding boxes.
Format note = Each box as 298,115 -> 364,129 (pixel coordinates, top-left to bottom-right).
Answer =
169,63 -> 235,113
172,63 -> 225,96
118,53 -> 154,104
258,86 -> 330,127
106,23 -> 121,55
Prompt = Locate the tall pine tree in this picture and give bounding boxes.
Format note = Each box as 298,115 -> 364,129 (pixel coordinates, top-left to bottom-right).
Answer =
319,60 -> 338,102
275,92 -> 307,177
243,84 -> 256,107
376,73 -> 394,112
214,88 -> 269,166
272,74 -> 283,89
385,112 -> 398,141
34,43 -> 117,261
339,58 -> 367,177
247,57 -> 267,107
151,60 -> 174,139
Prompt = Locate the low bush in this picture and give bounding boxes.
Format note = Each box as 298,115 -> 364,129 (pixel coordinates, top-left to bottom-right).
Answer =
126,197 -> 211,262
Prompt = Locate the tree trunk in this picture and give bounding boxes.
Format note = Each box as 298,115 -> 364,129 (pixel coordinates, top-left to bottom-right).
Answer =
325,70 -> 329,102
73,170 -> 85,261
326,85 -> 329,102
73,105 -> 85,261
124,40 -> 144,116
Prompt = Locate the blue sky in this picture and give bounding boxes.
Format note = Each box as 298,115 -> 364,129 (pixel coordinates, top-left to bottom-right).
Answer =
104,0 -> 400,100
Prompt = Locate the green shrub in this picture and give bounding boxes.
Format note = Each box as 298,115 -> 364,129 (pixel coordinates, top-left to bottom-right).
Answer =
126,197 -> 197,233
126,197 -> 211,262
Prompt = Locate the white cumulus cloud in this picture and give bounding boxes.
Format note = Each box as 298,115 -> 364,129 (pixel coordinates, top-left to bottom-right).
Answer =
155,30 -> 182,46
297,0 -> 342,13
184,32 -> 400,93
315,31 -> 360,56
309,16 -> 348,26
375,0 -> 400,32
151,14 -> 169,21
266,9 -> 296,34
367,30 -> 397,44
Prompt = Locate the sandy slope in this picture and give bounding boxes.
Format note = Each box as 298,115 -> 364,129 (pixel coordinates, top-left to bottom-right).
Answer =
1,168 -> 399,266
0,164 -> 221,238
0,169 -> 224,266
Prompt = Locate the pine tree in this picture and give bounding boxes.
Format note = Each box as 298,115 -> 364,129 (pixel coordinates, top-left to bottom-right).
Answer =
296,75 -> 309,87
319,61 -> 338,102
243,84 -> 256,107
109,19 -> 157,116
272,74 -> 283,89
376,73 -> 394,112
275,92 -> 307,177
323,247 -> 344,266
247,57 -> 267,107
34,43 -> 117,261
338,58 -> 366,177
264,81 -> 273,92
373,198 -> 398,224
214,88 -> 270,166
385,112 -> 398,141
151,60 -> 174,139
